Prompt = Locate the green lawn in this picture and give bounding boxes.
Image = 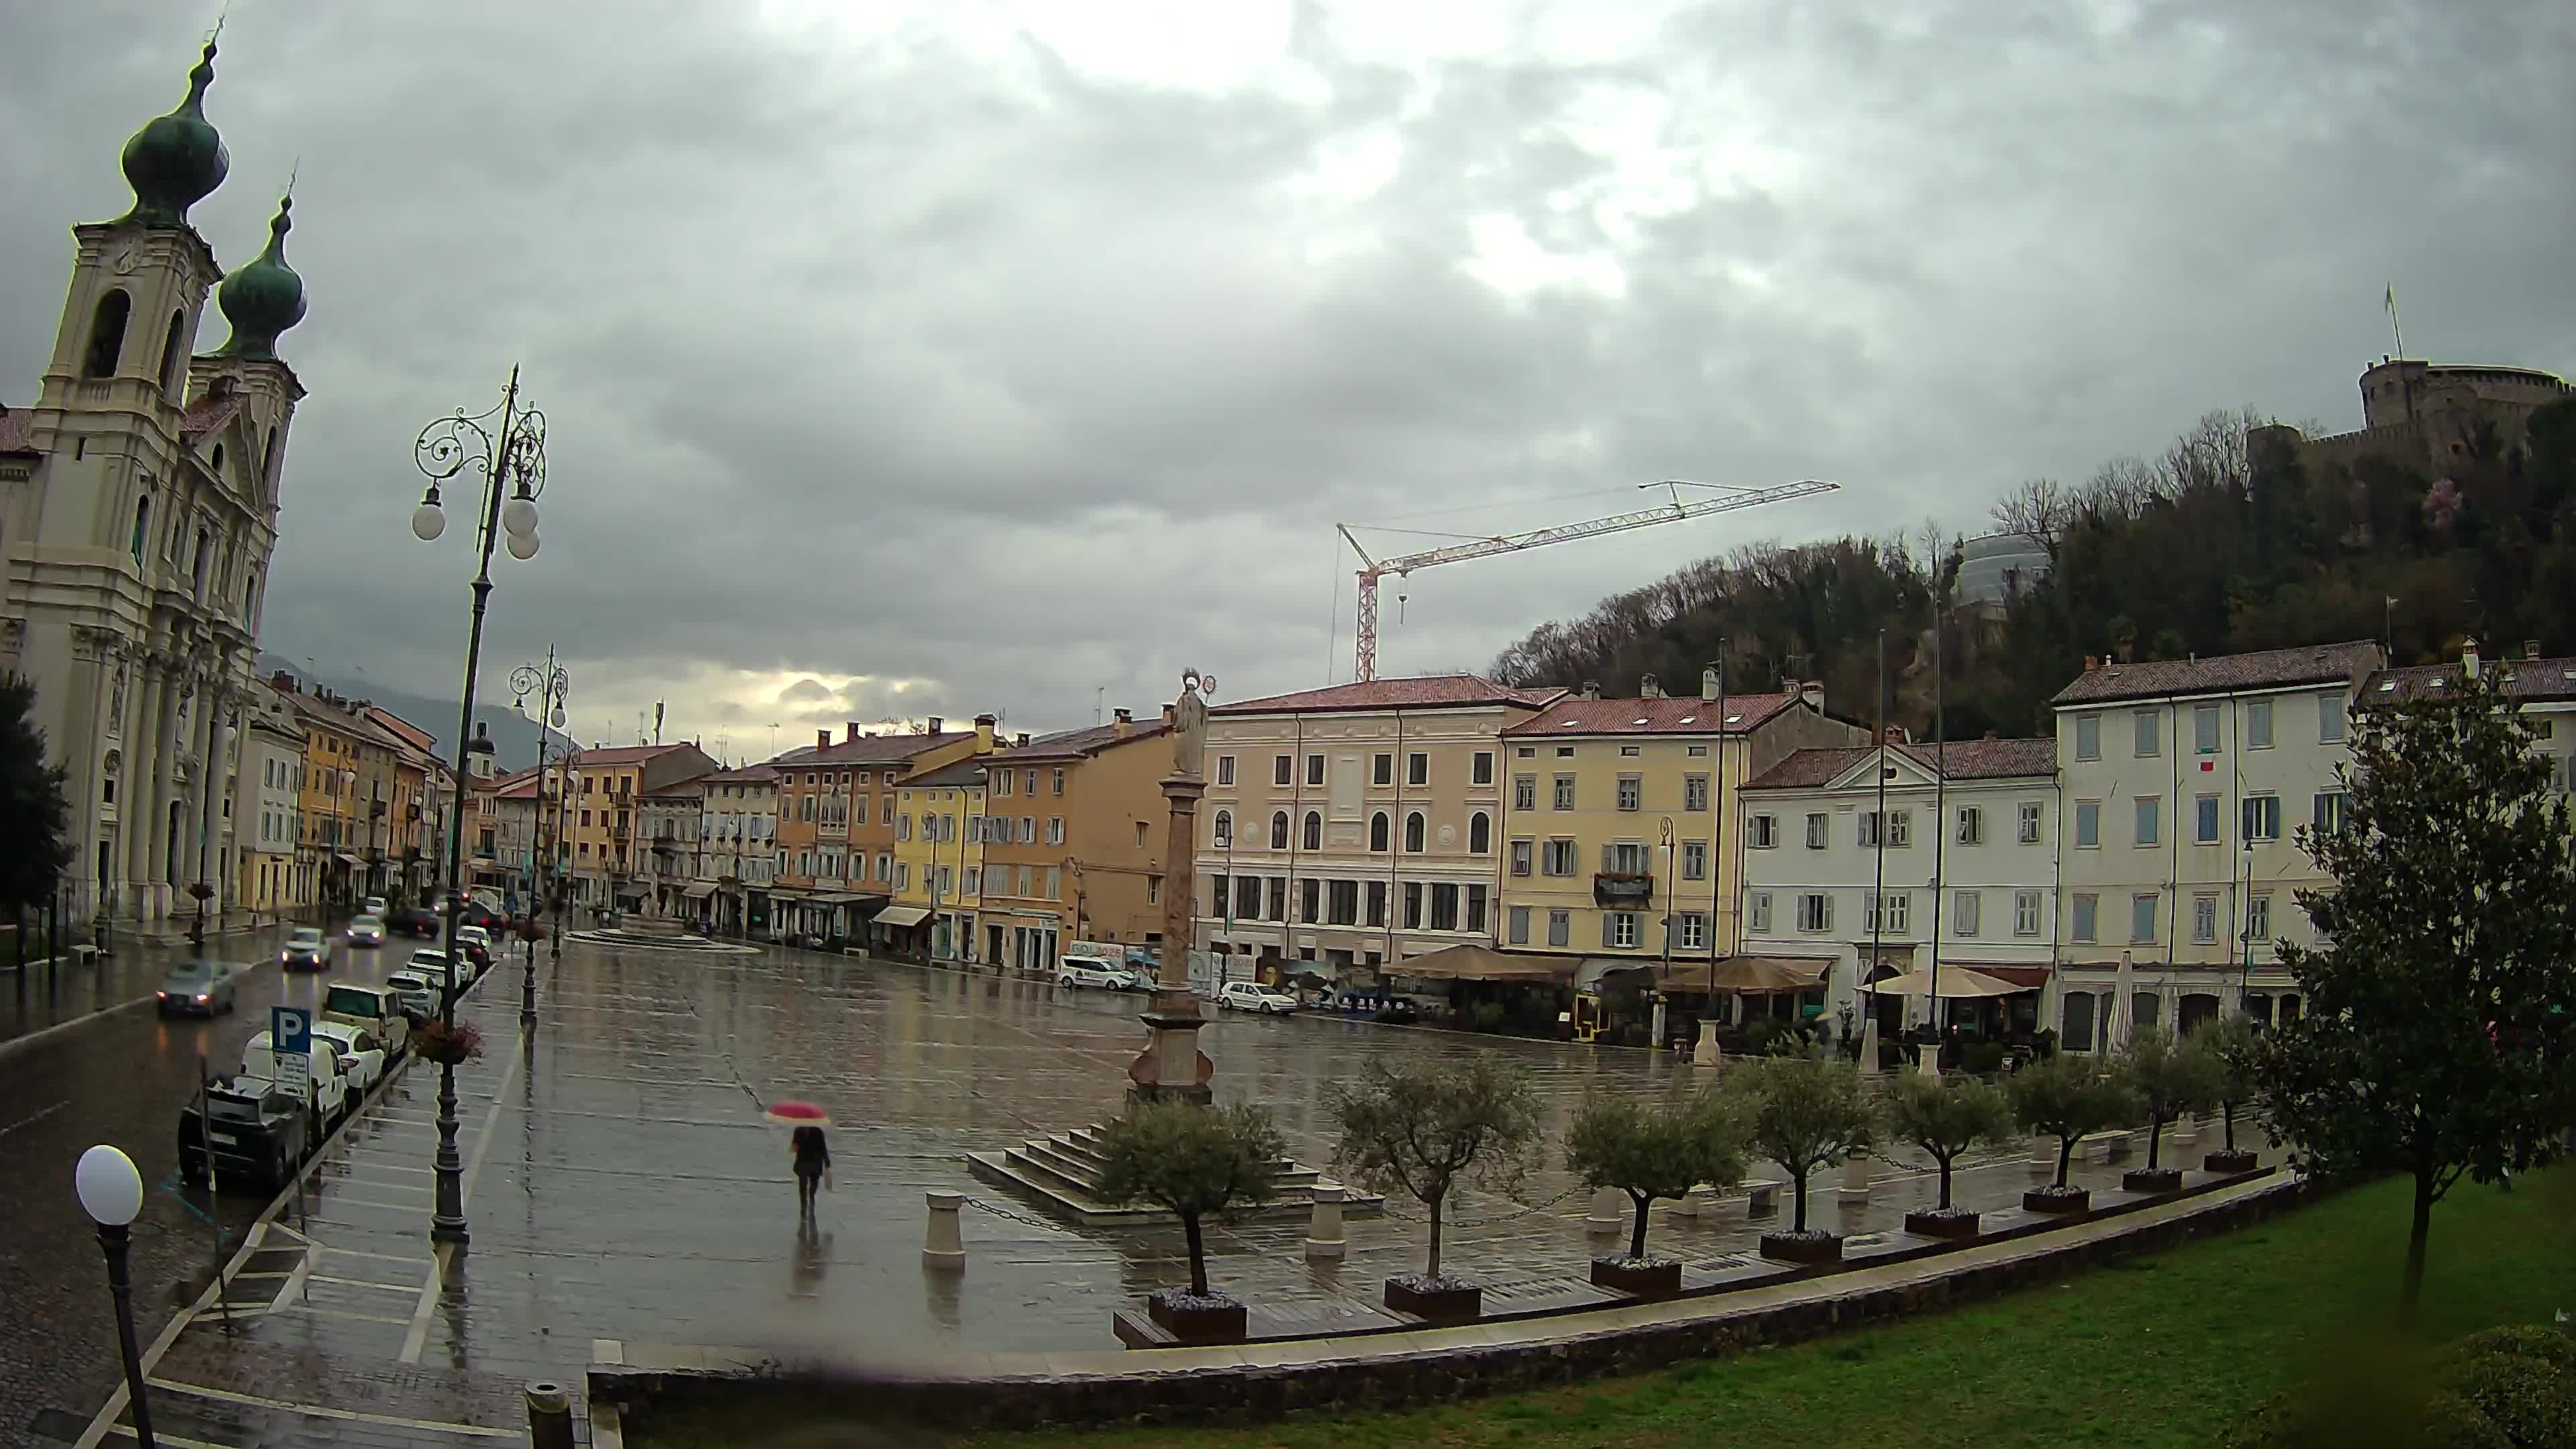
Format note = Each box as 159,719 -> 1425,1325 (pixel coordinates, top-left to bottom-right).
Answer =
631,1166 -> 2574,1449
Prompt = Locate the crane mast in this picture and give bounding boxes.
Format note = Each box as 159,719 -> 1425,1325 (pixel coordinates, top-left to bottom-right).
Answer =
1339,478 -> 1840,682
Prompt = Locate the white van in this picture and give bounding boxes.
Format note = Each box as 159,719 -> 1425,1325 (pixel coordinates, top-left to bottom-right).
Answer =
241,1032 -> 351,1130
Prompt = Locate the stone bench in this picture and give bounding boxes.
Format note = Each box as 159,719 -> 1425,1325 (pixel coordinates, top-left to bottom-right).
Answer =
1745,1179 -> 1784,1216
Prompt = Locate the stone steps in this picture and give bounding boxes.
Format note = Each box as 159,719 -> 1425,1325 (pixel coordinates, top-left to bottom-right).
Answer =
969,1122 -> 1373,1227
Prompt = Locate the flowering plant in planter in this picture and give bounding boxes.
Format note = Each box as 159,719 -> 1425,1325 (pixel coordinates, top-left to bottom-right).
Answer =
411,1018 -> 484,1066
1329,1055 -> 1542,1321
189,880 -> 215,902
515,918 -> 546,944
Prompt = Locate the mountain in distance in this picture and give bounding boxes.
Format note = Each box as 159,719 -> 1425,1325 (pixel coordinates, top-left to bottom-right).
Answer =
256,651 -> 572,773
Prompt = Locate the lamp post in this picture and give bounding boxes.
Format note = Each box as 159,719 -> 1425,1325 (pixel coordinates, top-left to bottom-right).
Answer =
340,769 -> 357,914
547,749 -> 578,963
75,1145 -> 155,1448
410,368 -> 548,1247
1654,816 -> 1676,1046
512,654 -> 568,1028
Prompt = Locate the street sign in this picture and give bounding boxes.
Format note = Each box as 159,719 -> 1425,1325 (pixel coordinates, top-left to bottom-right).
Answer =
270,1005 -> 313,1099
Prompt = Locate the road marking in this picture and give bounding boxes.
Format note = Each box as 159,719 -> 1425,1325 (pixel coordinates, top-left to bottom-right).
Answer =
313,1244 -> 432,1265
314,1196 -> 433,1215
0,996 -> 157,1062
103,1428 -> 229,1448
399,1038 -> 524,1364
276,1301 -> 417,1326
0,1099 -> 68,1138
308,1273 -> 420,1293
143,1379 -> 521,1438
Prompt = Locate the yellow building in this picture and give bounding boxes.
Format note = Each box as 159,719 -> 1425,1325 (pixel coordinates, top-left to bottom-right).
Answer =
276,682 -> 396,911
1495,674 -> 1864,969
888,753 -> 992,962
559,743 -> 719,914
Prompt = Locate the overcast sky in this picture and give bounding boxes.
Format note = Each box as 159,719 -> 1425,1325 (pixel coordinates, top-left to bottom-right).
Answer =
6,1 -> 2569,758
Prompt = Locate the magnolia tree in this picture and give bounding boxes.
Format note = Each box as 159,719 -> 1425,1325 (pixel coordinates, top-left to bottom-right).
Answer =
1095,1102 -> 1285,1301
1328,1056 -> 1543,1286
1724,1052 -> 1875,1234
1565,1089 -> 1743,1260
2115,1027 -> 2223,1173
1884,1073 -> 2017,1212
2249,664 -> 2576,1322
2010,1051 -> 2140,1191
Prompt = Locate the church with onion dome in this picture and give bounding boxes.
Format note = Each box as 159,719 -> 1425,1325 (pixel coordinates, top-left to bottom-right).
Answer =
0,36 -> 311,925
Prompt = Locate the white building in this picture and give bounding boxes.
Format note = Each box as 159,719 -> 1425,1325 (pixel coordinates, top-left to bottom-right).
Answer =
697,764 -> 779,936
0,40 -> 307,923
1737,737 -> 2060,1036
232,686 -> 305,915
2049,641 -> 2381,1046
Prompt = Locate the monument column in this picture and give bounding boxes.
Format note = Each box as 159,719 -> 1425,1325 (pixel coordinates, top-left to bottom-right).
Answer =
1127,668 -> 1217,1107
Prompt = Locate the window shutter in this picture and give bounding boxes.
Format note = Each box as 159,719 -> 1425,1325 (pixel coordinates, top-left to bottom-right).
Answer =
1601,912 -> 1615,947
1599,843 -> 1614,873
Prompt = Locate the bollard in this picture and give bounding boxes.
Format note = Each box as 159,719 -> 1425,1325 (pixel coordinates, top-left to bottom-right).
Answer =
2171,1113 -> 2200,1149
1305,1181 -> 1347,1261
1857,1016 -> 1882,1078
923,1190 -> 966,1271
525,1381 -> 575,1449
2029,1132 -> 2058,1180
1585,1186 -> 1624,1234
1836,1152 -> 1873,1206
1693,1018 -> 1723,1067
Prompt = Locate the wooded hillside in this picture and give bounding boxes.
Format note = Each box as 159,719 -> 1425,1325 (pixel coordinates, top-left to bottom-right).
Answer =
1490,398 -> 2576,740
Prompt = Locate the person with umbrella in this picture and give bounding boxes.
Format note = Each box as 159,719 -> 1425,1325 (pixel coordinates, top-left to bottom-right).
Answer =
768,1101 -> 833,1218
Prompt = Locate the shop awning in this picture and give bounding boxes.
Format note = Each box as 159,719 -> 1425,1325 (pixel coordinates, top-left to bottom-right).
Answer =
681,883 -> 718,900
1590,955 -> 1832,995
1393,945 -> 1579,983
1947,963 -> 2051,990
1862,967 -> 2028,999
334,852 -> 362,867
874,905 -> 932,928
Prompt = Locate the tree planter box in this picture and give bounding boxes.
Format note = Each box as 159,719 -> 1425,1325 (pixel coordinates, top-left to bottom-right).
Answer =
2122,1167 -> 2184,1193
1902,1208 -> 1983,1240
2023,1187 -> 2091,1214
1589,1256 -> 1682,1297
1144,1290 -> 1247,1345
1758,1230 -> 1845,1265
1383,1277 -> 1482,1321
2204,1148 -> 2260,1174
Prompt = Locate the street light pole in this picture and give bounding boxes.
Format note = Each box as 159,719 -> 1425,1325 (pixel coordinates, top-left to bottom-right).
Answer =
76,1146 -> 154,1448
512,653 -> 568,1030
410,368 -> 548,1248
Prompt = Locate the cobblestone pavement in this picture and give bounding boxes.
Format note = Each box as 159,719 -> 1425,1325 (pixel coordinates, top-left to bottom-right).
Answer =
62,938 -> 2265,1445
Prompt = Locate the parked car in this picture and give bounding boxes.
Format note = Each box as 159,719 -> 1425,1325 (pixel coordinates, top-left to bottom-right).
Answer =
323,982 -> 407,1061
155,960 -> 239,1018
240,1032 -> 351,1129
1056,955 -> 1144,991
280,926 -> 331,972
389,906 -> 440,938
178,1077 -> 311,1189
1218,981 -> 1300,1015
362,896 -> 388,918
406,947 -> 468,993
306,1020 -> 388,1094
383,970 -> 439,1022
345,914 -> 387,947
453,924 -> 494,973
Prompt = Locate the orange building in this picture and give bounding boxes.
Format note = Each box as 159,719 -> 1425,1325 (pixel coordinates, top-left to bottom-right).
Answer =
767,716 -> 995,943
980,708 -> 1174,972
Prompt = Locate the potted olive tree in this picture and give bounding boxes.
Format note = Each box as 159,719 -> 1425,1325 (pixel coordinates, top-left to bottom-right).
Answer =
1726,1051 -> 1876,1263
1566,1089 -> 1743,1297
1328,1055 -> 1543,1320
2008,1051 -> 2141,1214
1884,1073 -> 2018,1238
2199,1016 -> 2263,1173
2114,1026 -> 2222,1193
1094,1100 -> 1285,1344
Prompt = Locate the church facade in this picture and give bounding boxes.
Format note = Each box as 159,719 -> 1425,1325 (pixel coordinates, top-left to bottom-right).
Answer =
0,38 -> 310,923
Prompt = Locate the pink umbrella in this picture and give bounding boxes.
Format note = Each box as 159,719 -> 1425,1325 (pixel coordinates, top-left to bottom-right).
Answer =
763,1099 -> 831,1127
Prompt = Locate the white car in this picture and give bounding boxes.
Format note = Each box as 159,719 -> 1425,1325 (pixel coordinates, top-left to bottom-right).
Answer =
1218,981 -> 1299,1015
383,971 -> 438,1021
345,914 -> 387,947
363,896 -> 388,918
306,1021 -> 388,1095
1056,955 -> 1142,991
241,1032 -> 351,1128
405,947 -> 467,992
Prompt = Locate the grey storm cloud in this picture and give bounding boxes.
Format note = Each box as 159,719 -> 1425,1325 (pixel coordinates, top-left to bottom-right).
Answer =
5,1 -> 2570,756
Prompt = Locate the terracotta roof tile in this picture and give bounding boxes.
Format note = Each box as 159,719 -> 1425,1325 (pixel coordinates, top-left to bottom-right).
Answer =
769,731 -> 975,767
1214,675 -> 1562,716
2051,641 -> 2381,706
1008,720 -> 1169,760
564,743 -> 693,766
2364,655 -> 2576,706
0,406 -> 36,454
904,757 -> 989,790
179,390 -> 246,442
1504,693 -> 1799,737
698,764 -> 777,784
1743,737 -> 2056,792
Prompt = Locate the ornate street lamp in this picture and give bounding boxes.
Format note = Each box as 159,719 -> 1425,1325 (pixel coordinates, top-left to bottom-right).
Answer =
75,1145 -> 155,1448
410,368 -> 547,1247
511,652 -> 568,1029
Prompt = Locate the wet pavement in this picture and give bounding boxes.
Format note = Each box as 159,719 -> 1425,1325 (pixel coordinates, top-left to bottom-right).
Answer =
46,938 -> 2261,1445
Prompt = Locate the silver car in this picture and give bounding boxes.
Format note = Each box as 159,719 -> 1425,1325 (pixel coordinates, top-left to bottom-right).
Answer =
345,914 -> 387,947
281,926 -> 332,972
156,960 -> 238,1018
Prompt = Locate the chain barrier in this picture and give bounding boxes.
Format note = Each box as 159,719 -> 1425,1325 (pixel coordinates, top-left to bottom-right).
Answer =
1367,1181 -> 1589,1230
963,1195 -> 1064,1232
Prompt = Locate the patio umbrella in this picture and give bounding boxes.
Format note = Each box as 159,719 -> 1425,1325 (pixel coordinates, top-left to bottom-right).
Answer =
763,1099 -> 832,1127
2109,951 -> 2137,1053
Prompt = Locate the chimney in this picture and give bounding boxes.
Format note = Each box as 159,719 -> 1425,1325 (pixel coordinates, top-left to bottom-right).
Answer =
1580,680 -> 1601,701
816,729 -> 830,750
1701,667 -> 1720,702
1015,732 -> 1030,747
2526,639 -> 2544,661
846,720 -> 862,743
2084,654 -> 2101,674
973,713 -> 996,749
2461,636 -> 2480,680
1984,729 -> 1999,740
926,716 -> 943,736
1113,707 -> 1133,738
1161,703 -> 1176,729
1882,724 -> 1908,745
1800,681 -> 1825,712
1639,672 -> 1664,699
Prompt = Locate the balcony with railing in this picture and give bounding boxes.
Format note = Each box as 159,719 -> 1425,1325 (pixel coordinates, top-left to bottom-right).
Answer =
1593,871 -> 1654,906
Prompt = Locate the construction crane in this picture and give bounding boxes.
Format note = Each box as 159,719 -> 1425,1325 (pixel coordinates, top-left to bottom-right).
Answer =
1336,478 -> 1841,682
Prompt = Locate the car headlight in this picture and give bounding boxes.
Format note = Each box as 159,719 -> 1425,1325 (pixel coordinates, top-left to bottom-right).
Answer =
195,994 -> 211,1003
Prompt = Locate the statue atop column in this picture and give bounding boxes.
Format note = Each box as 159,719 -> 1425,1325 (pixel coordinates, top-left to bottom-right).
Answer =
1170,667 -> 1214,781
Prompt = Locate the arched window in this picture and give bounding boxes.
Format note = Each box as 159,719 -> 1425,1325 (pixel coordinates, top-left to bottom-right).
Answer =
262,425 -> 278,495
211,443 -> 225,481
1404,811 -> 1426,853
1212,809 -> 1232,849
129,494 -> 150,565
159,310 -> 187,396
1301,810 -> 1322,851
1270,811 -> 1289,849
1369,812 -> 1389,852
192,527 -> 211,598
1468,811 -> 1491,855
83,290 -> 131,378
